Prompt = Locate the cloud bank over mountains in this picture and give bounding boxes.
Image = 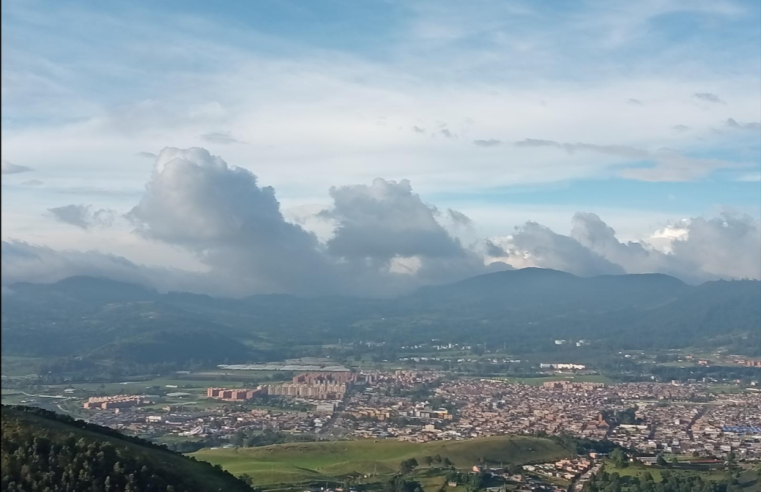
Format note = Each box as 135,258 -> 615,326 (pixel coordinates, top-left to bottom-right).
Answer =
3,147 -> 760,297
487,212 -> 760,285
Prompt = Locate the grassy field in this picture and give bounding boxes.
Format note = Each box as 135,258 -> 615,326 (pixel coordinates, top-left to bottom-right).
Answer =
191,436 -> 573,486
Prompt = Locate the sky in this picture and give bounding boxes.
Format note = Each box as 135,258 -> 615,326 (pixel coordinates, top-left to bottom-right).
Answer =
1,0 -> 760,296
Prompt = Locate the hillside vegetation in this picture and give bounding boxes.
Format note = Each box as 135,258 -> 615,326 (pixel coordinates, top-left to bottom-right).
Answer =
1,405 -> 252,492
191,436 -> 574,485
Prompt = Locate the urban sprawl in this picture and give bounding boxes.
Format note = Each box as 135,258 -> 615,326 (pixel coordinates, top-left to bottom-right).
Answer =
80,370 -> 760,462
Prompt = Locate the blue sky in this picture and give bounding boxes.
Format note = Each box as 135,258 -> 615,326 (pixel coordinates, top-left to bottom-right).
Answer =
1,0 -> 760,283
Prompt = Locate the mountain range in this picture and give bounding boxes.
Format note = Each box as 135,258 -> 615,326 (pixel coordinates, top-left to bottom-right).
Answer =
2,268 -> 759,365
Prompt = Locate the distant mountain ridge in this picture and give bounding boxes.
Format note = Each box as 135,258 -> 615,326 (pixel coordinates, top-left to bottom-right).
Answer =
415,268 -> 689,308
2,268 -> 760,362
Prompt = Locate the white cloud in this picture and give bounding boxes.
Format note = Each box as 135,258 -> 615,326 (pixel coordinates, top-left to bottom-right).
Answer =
738,172 -> 761,182
488,212 -> 760,283
3,153 -> 760,295
0,240 -> 213,294
694,92 -> 725,104
48,204 -> 117,229
514,139 -> 746,182
198,131 -> 246,145
1,160 -> 33,174
1,2 -> 758,290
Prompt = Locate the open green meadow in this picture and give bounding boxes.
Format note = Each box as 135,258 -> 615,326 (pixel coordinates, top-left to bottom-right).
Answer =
191,436 -> 573,486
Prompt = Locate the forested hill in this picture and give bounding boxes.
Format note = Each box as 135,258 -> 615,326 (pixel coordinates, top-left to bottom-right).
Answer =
2,269 -> 760,363
0,405 -> 253,492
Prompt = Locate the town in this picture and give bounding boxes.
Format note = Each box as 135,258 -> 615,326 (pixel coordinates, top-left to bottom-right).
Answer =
74,369 -> 760,464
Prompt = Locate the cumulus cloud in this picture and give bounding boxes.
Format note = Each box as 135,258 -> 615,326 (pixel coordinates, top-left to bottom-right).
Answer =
4,147 -> 758,296
439,128 -> 456,139
488,212 -> 760,283
670,215 -> 761,280
48,204 -> 116,229
1,160 -> 33,174
128,147 -> 333,294
569,212 -> 692,279
21,179 -> 44,186
412,126 -> 426,133
473,139 -> 503,147
672,125 -> 690,132
199,131 -> 245,145
136,151 -> 158,158
320,178 -> 503,290
694,92 -> 724,104
126,150 -> 504,295
447,209 -> 473,227
484,239 -> 507,257
490,222 -> 626,277
322,178 -> 466,262
627,98 -> 644,106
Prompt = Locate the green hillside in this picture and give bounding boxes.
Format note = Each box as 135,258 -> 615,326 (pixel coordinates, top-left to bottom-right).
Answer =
1,405 -> 252,492
192,436 -> 574,486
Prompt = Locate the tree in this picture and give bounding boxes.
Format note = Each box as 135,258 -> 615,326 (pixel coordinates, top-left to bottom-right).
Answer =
467,472 -> 486,492
610,449 -> 627,468
400,458 -> 419,475
445,471 -> 459,484
727,451 -> 736,468
656,454 -> 668,466
424,456 -> 434,467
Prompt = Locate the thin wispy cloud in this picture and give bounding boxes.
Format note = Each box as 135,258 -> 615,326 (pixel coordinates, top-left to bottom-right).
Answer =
48,204 -> 117,229
694,92 -> 724,104
199,131 -> 246,145
1,160 -> 33,174
473,139 -> 503,147
514,138 -> 745,182
726,118 -> 761,130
